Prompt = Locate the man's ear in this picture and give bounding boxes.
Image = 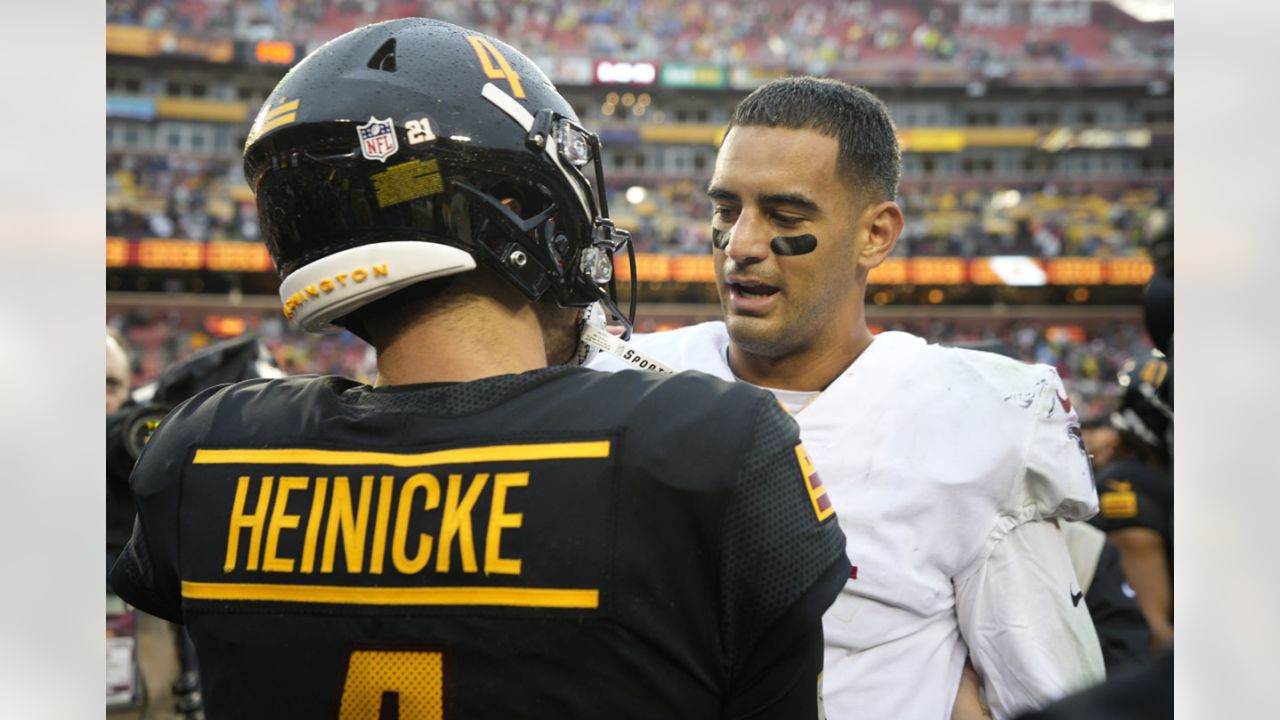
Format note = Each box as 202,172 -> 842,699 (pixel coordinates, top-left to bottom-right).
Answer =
857,200 -> 904,270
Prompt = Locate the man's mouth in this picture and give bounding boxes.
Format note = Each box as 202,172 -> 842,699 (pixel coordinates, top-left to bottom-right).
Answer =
729,280 -> 780,298
726,279 -> 781,313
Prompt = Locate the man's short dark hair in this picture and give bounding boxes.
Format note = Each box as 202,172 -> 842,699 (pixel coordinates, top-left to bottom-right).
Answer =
728,77 -> 901,204
344,275 -> 459,347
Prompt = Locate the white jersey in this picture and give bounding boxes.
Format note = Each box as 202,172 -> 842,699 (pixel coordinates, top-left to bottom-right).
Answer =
590,324 -> 1104,719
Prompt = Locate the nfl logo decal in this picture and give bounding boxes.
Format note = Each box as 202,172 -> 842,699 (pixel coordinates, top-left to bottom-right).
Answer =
357,116 -> 399,162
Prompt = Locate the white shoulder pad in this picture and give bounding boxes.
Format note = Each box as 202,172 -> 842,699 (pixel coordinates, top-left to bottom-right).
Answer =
924,347 -> 1098,523
1019,365 -> 1099,522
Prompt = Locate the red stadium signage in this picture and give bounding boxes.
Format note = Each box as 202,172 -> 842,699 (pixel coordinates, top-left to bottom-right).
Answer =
1047,258 -> 1105,285
106,237 -> 131,268
202,313 -> 249,335
670,256 -> 716,283
909,258 -> 968,285
137,239 -> 204,270
254,41 -> 297,66
204,316 -> 249,337
107,242 -> 1156,287
1105,258 -> 1155,285
207,242 -> 274,272
617,254 -> 669,282
971,257 -> 1048,286
593,60 -> 658,86
868,258 -> 909,285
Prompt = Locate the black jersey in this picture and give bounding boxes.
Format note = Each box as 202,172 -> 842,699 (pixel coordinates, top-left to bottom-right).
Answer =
1085,540 -> 1151,675
109,366 -> 849,719
1089,458 -> 1173,583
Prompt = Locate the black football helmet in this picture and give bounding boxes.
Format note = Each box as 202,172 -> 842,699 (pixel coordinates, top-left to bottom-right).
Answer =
243,18 -> 635,336
1111,350 -> 1172,465
1141,209 -> 1173,356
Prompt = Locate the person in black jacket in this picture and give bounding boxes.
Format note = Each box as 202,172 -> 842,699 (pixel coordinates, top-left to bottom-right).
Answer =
1090,351 -> 1173,651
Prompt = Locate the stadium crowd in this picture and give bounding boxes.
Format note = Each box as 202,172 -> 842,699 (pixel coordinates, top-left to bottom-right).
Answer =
107,152 -> 1167,258
107,309 -> 1150,423
106,0 -> 1172,71
107,153 -> 258,242
616,181 -> 1167,257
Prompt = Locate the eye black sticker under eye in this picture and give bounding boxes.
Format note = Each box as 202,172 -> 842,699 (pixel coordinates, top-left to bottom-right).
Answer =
711,228 -> 730,250
770,234 -> 818,256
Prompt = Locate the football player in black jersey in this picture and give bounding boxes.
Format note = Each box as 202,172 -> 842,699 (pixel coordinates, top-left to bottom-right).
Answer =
109,18 -> 850,720
1089,351 -> 1173,651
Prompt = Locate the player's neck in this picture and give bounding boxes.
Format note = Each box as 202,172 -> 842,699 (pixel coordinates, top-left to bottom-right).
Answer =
373,297 -> 550,386
728,323 -> 874,392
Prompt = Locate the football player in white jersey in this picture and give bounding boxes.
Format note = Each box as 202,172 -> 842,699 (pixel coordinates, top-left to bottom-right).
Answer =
589,77 -> 1105,719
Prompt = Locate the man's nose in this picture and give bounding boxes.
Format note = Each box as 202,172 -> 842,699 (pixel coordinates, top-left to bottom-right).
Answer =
720,211 -> 771,266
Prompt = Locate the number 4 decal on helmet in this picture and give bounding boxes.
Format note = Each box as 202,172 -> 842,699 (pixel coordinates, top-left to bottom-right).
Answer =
465,36 -> 525,99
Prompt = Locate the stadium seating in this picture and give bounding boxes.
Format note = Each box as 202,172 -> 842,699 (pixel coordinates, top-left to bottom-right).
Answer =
106,0 -> 1172,68
106,152 -> 1164,259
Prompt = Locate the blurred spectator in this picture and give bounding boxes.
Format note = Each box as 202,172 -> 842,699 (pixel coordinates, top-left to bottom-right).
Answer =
107,328 -> 132,414
107,153 -> 257,242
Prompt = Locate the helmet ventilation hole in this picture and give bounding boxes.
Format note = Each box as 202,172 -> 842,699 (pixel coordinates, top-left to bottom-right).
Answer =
368,38 -> 397,72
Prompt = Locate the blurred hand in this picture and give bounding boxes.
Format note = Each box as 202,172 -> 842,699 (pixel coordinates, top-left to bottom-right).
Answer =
951,658 -> 992,720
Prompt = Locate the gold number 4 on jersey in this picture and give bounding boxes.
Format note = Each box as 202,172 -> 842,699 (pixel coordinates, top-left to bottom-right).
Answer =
339,649 -> 444,720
